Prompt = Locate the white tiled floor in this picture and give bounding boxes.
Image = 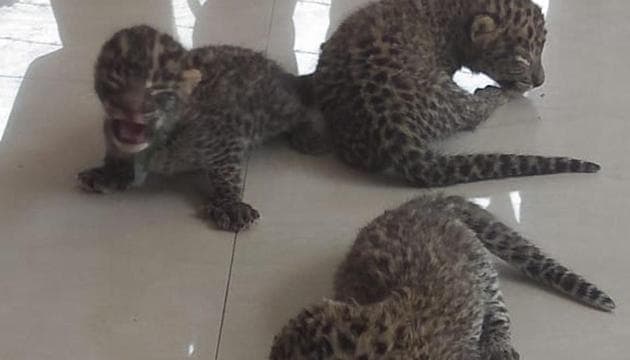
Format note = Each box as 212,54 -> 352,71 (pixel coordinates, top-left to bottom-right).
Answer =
0,0 -> 628,359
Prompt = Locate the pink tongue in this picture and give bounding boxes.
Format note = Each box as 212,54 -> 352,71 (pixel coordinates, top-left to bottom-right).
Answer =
116,121 -> 147,144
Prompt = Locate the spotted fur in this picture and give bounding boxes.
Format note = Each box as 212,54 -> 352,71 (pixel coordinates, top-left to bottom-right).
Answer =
270,194 -> 614,359
306,0 -> 600,187
78,25 -> 326,232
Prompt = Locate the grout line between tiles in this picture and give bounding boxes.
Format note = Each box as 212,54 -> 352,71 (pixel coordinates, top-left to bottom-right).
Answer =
0,74 -> 24,79
294,49 -> 319,55
17,0 -> 52,8
264,0 -> 279,55
0,36 -> 61,47
213,232 -> 237,360
213,154 -> 251,360
299,0 -> 331,5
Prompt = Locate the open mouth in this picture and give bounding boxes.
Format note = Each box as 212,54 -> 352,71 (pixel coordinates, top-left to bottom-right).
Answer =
111,119 -> 150,152
113,119 -> 147,144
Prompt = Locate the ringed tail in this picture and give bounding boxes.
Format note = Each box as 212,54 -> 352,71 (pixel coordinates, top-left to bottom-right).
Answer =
392,148 -> 600,187
441,195 -> 615,312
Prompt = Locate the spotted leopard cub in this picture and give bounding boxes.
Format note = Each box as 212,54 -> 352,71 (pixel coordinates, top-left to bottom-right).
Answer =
78,25 -> 325,232
270,195 -> 614,359
309,0 -> 600,186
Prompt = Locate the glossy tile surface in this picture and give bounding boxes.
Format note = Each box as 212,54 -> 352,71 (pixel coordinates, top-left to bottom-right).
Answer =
0,0 -> 628,359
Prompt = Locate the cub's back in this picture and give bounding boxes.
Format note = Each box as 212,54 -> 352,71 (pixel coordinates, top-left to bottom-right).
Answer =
186,45 -> 300,111
334,198 -> 489,308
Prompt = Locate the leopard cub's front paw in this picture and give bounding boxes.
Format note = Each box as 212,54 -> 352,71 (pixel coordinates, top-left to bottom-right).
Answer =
77,167 -> 131,194
476,85 -> 523,101
474,85 -> 503,97
475,85 -> 515,107
202,200 -> 260,232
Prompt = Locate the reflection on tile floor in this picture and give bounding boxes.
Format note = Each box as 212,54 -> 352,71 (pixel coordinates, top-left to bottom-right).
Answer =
0,0 -> 628,359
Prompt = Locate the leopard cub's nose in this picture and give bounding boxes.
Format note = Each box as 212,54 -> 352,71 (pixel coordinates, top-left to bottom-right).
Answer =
532,69 -> 545,87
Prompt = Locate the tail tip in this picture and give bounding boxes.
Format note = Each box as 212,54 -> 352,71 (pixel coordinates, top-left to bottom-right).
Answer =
597,296 -> 616,312
584,161 -> 601,173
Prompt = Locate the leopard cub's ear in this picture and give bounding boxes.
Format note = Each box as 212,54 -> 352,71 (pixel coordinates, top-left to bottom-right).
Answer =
179,68 -> 202,96
470,14 -> 499,47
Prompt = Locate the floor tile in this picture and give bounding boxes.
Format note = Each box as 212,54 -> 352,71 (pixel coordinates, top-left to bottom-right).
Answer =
0,76 -> 234,360
189,0 -> 274,50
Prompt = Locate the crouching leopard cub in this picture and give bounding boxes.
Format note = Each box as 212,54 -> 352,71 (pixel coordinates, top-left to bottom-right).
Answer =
78,25 -> 326,232
270,194 -> 615,359
307,0 -> 600,186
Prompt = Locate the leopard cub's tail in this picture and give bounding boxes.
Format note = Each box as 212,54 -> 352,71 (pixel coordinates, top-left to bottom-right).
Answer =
438,195 -> 615,312
391,146 -> 600,187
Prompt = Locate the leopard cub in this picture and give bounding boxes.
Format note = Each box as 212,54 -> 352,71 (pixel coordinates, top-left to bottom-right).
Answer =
270,194 -> 614,359
78,25 -> 325,232
308,0 -> 600,187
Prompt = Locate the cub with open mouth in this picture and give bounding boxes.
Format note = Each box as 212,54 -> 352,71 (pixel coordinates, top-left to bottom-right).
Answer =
78,25 -> 326,232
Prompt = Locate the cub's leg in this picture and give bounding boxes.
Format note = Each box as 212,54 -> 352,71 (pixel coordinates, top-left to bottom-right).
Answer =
479,273 -> 519,360
458,85 -> 512,131
200,156 -> 259,232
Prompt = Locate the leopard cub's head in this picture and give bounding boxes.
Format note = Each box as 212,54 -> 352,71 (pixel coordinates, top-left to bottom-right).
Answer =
463,0 -> 547,92
94,25 -> 201,155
